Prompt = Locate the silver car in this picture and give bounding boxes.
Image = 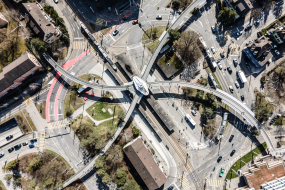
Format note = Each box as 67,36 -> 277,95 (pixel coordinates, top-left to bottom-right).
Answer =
211,47 -> 215,53
218,63 -> 222,70
235,81 -> 240,88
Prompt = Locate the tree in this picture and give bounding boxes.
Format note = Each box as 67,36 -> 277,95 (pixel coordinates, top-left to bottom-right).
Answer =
105,145 -> 123,167
30,38 -> 46,52
95,156 -> 105,169
27,157 -> 43,171
218,7 -> 237,26
172,0 -> 181,8
196,91 -> 204,99
28,179 -> 36,190
197,78 -> 208,86
152,27 -> 158,40
3,159 -> 19,171
115,167 -> 127,186
118,111 -> 125,121
168,29 -> 181,41
4,174 -> 13,181
202,107 -> 214,117
132,128 -> 140,137
206,93 -> 216,102
102,173 -> 112,184
121,179 -> 140,190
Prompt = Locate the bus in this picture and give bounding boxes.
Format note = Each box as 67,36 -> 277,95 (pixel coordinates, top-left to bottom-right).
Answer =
185,114 -> 196,127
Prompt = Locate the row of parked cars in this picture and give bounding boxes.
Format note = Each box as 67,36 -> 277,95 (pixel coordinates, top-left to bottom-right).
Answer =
269,114 -> 282,125
7,140 -> 36,154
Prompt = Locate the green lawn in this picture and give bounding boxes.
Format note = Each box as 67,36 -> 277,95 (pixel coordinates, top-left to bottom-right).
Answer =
45,149 -> 72,169
0,180 -> 7,190
35,100 -> 46,119
142,26 -> 166,41
63,91 -> 85,118
145,41 -> 159,54
71,74 -> 101,89
157,51 -> 184,78
86,99 -> 123,121
225,143 -> 267,180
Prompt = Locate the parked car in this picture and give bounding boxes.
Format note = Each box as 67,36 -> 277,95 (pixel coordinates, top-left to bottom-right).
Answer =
6,135 -> 13,140
0,153 -> 4,157
211,47 -> 215,53
233,59 -> 238,66
237,31 -> 243,36
22,142 -> 28,146
8,147 -> 14,153
132,20 -> 138,24
220,53 -> 225,58
156,15 -> 162,19
83,97 -> 88,101
254,20 -> 260,25
229,86 -> 234,93
29,144 -> 35,148
275,50 -> 280,55
30,139 -> 37,144
218,63 -> 223,70
168,186 -> 174,190
217,156 -> 222,163
245,25 -> 252,31
14,144 -> 21,149
191,110 -> 197,116
113,29 -> 119,36
229,135 -> 234,142
241,95 -> 244,101
54,0 -> 58,3
219,168 -> 225,177
235,81 -> 240,88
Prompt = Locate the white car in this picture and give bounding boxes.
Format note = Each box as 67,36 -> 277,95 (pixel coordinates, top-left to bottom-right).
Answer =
54,0 -> 58,3
233,59 -> 238,66
235,81 -> 240,88
229,86 -> 234,93
275,50 -> 280,55
113,29 -> 119,36
218,63 -> 222,70
191,110 -> 197,116
237,31 -> 243,36
211,47 -> 215,53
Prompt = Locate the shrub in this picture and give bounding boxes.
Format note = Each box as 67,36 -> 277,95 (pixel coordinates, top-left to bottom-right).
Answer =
132,128 -> 140,137
115,167 -> 127,186
27,157 -> 43,171
172,0 -> 181,8
4,174 -> 13,181
3,159 -> 19,171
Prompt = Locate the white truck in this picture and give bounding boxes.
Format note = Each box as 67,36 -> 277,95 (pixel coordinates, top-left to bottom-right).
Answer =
237,70 -> 247,83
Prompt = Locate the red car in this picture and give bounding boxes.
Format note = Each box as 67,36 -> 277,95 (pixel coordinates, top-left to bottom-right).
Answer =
85,91 -> 89,95
83,97 -> 88,101
91,93 -> 94,97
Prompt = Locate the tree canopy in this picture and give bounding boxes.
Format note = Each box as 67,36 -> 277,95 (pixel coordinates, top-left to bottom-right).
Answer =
218,7 -> 237,25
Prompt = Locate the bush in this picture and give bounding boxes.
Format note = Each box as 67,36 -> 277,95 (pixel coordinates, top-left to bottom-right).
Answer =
3,159 -> 19,171
27,157 -> 43,171
66,108 -> 73,117
172,0 -> 181,8
118,111 -> 125,121
168,29 -> 181,41
121,179 -> 140,190
4,174 -> 13,181
150,148 -> 155,154
115,167 -> 127,186
132,128 -> 140,137
31,38 -> 46,52
260,75 -> 267,84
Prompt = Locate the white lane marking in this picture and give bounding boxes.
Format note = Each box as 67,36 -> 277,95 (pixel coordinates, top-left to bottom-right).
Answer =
109,34 -> 115,41
198,20 -> 203,27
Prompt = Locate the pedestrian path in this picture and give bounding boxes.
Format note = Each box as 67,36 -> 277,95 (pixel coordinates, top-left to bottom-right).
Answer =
90,46 -> 99,57
73,40 -> 85,50
212,47 -> 225,60
175,175 -> 192,190
38,131 -> 46,150
208,178 -> 223,187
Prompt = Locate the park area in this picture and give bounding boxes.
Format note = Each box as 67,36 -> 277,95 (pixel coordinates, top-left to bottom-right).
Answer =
2,150 -> 85,190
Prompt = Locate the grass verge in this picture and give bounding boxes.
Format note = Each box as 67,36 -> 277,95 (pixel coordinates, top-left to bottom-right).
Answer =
212,72 -> 223,90
63,91 -> 84,118
35,100 -> 46,119
273,116 -> 285,125
142,26 -> 166,41
0,180 -> 6,190
45,149 -> 72,169
225,142 -> 267,180
145,41 -> 160,54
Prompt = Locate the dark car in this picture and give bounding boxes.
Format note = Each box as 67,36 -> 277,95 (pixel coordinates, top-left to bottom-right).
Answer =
22,142 -> 28,146
8,147 -> 14,153
241,95 -> 244,101
29,144 -> 35,148
211,26 -> 216,33
30,139 -> 37,144
220,53 -> 225,58
230,150 -> 236,156
233,59 -> 238,66
229,135 -> 234,142
14,144 -> 21,149
217,156 -> 222,163
6,135 -> 13,140
227,67 -> 232,73
245,25 -> 252,31
168,186 -> 174,190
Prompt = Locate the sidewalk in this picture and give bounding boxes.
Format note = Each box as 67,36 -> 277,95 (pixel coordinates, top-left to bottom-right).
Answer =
25,104 -> 47,131
84,110 -> 118,126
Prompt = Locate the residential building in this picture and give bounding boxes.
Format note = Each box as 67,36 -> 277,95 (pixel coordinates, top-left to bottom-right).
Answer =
269,28 -> 285,44
0,51 -> 42,98
123,137 -> 167,190
243,36 -> 273,67
243,161 -> 285,189
0,12 -> 8,27
229,0 -> 253,16
21,2 -> 61,43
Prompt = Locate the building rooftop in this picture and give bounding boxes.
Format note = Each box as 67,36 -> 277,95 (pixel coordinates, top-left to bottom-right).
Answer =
0,51 -> 41,93
243,161 -> 285,190
123,137 -> 167,190
22,3 -> 61,43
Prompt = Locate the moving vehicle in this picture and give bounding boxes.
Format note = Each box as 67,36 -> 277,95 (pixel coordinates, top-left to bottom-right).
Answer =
29,144 -> 35,148
191,110 -> 197,116
229,135 -> 234,142
132,20 -> 138,24
217,156 -> 222,162
6,135 -> 13,140
245,25 -> 252,31
208,73 -> 219,89
185,114 -> 196,127
241,95 -> 244,101
230,150 -> 236,156
211,26 -> 216,33
113,29 -> 119,36
237,70 -> 247,83
229,86 -> 234,93
218,63 -> 222,70
168,186 -> 174,190
156,15 -> 162,19
219,168 -> 225,177
210,58 -> 217,69
211,47 -> 215,53
254,20 -> 260,25
220,53 -> 225,58
54,0 -> 58,3
233,59 -> 238,66
0,153 -> 4,157
30,139 -> 37,144
227,67 -> 232,74
235,81 -> 240,88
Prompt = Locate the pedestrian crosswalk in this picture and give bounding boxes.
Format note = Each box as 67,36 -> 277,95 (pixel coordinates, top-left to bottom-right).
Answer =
208,179 -> 223,187
38,131 -> 46,150
266,130 -> 271,137
212,47 -> 225,60
177,175 -> 192,190
230,44 -> 239,54
23,96 -> 34,106
47,120 -> 66,129
96,18 -> 105,26
73,40 -> 85,50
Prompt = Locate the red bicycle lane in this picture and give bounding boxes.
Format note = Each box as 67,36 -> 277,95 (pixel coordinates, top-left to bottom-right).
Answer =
46,49 -> 90,122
